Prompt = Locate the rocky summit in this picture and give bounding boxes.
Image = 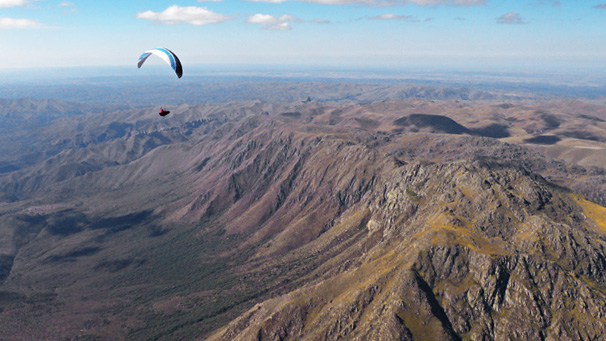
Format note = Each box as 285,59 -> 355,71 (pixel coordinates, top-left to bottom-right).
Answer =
1,98 -> 606,340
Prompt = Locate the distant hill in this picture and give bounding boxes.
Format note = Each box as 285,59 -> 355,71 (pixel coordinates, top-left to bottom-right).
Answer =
0,96 -> 606,339
0,78 -> 546,107
3,69 -> 605,107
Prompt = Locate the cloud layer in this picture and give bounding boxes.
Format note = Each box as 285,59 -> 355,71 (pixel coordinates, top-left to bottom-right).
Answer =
247,14 -> 297,30
369,13 -> 415,20
0,0 -> 26,8
136,5 -> 230,25
245,0 -> 288,3
0,17 -> 37,29
300,0 -> 485,6
496,12 -> 527,25
407,0 -> 485,5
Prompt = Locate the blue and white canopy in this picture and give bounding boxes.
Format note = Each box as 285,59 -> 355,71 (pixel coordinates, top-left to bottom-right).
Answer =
137,47 -> 183,78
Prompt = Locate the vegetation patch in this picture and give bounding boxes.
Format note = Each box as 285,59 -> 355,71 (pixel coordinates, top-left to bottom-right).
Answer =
573,196 -> 606,232
281,112 -> 301,118
536,110 -> 561,130
470,124 -> 511,138
45,210 -> 88,236
405,188 -> 421,202
523,135 -> 561,145
94,258 -> 135,273
354,117 -> 379,129
148,224 -> 169,237
88,210 -> 154,233
0,255 -> 14,282
195,157 -> 211,172
46,246 -> 101,263
394,114 -> 469,135
560,130 -> 604,142
0,291 -> 26,313
576,114 -> 606,123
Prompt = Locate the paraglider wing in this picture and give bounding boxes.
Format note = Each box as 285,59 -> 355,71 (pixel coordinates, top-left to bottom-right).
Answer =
137,48 -> 183,78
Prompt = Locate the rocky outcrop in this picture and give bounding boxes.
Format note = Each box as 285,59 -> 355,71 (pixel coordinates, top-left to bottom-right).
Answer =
209,158 -> 606,340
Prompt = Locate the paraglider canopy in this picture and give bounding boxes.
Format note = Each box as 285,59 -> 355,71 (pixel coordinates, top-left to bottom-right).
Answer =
137,48 -> 183,78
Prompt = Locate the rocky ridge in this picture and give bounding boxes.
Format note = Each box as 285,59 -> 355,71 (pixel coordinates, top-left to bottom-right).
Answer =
208,149 -> 606,340
0,98 -> 605,339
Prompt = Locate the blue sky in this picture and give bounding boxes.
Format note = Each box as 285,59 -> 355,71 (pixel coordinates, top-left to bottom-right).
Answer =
1,0 -> 605,73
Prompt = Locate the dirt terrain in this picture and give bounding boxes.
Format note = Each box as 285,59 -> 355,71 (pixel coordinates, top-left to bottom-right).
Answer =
0,95 -> 606,339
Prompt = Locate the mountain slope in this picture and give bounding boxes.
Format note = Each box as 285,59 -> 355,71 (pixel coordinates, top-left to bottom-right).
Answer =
0,98 -> 605,339
209,159 -> 606,340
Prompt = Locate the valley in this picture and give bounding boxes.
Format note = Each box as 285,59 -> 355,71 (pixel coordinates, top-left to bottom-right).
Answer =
1,84 -> 606,339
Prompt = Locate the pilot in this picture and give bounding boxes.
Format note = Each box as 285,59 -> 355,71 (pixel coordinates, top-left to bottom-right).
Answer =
159,108 -> 170,117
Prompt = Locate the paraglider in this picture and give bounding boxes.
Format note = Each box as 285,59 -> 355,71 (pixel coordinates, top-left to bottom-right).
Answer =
137,47 -> 182,117
137,47 -> 183,78
159,108 -> 170,117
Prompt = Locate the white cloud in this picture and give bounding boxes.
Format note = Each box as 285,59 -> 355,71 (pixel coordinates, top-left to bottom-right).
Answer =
0,0 -> 26,8
136,5 -> 230,25
268,22 -> 291,30
301,0 -> 382,4
245,0 -> 288,2
0,17 -> 38,29
247,14 -> 279,25
247,14 -> 300,29
58,1 -> 76,12
301,0 -> 484,5
536,0 -> 560,6
496,12 -> 527,25
369,13 -> 414,20
247,14 -> 296,25
407,0 -> 485,5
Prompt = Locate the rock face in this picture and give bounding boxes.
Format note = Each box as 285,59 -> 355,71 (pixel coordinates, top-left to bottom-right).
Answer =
1,98 -> 606,340
209,159 -> 606,340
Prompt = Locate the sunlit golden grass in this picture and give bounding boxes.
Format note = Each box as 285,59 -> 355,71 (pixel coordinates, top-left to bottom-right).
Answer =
418,212 -> 509,256
301,245 -> 409,332
572,195 -> 606,233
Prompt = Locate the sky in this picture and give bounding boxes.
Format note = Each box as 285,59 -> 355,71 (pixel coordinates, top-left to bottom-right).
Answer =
1,0 -> 605,74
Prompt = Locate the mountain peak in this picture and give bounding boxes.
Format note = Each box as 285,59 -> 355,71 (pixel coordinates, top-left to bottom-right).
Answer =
209,158 -> 606,340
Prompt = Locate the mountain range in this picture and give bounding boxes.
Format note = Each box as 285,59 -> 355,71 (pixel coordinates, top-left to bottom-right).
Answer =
1,91 -> 606,339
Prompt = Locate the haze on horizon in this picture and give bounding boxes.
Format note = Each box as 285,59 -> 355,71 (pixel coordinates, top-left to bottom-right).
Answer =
1,0 -> 605,76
